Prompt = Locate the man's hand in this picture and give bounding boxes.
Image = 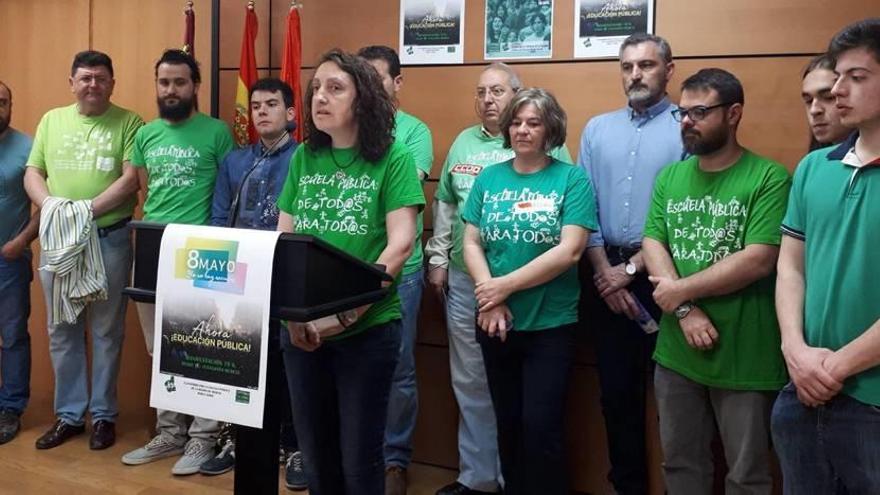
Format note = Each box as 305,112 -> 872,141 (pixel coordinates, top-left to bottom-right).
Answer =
602,288 -> 640,320
477,303 -> 513,342
287,321 -> 322,351
649,275 -> 689,313
593,263 -> 633,298
427,266 -> 448,303
782,344 -> 844,407
475,277 -> 513,312
678,307 -> 719,350
1,238 -> 26,261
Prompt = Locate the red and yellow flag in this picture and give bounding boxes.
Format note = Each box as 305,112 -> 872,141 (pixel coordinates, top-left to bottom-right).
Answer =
234,1 -> 259,146
279,2 -> 303,142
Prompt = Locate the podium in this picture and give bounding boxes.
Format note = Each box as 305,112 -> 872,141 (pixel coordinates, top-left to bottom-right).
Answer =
123,221 -> 392,494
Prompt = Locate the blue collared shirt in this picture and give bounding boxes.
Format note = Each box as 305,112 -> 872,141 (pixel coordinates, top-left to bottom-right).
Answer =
577,97 -> 684,248
211,138 -> 297,230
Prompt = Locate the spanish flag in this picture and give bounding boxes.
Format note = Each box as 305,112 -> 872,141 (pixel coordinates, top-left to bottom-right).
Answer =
280,2 -> 303,142
234,1 -> 258,147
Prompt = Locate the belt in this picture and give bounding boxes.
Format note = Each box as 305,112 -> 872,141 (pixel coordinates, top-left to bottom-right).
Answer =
97,217 -> 131,238
604,245 -> 640,261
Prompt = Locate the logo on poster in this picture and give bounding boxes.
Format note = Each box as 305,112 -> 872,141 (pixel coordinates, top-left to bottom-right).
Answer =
175,237 -> 248,294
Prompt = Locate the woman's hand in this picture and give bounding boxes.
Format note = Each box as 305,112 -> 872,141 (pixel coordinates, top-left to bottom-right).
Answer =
474,277 -> 513,312
477,303 -> 514,342
287,321 -> 322,351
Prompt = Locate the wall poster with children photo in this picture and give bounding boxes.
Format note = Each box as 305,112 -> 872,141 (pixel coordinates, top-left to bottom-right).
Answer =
485,0 -> 554,60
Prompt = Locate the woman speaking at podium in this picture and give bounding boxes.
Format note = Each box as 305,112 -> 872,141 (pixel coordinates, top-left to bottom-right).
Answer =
275,49 -> 425,494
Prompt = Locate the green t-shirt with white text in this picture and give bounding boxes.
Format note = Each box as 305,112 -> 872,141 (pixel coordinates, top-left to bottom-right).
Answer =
643,150 -> 791,390
436,124 -> 572,272
395,110 -> 433,275
27,103 -> 144,227
462,158 -> 598,331
131,113 -> 234,225
277,141 -> 426,339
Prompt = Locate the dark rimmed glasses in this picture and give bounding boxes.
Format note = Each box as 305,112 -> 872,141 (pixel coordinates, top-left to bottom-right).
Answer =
672,102 -> 732,122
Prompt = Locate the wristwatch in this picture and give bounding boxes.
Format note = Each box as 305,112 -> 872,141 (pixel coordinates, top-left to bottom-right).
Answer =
336,309 -> 359,328
674,302 -> 694,319
624,260 -> 638,276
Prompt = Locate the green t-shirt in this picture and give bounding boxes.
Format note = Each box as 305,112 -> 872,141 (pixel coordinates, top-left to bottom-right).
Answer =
131,113 -> 233,225
395,110 -> 433,275
643,150 -> 791,390
435,124 -> 572,272
27,103 -> 144,227
462,158 -> 598,331
781,140 -> 880,405
277,141 -> 426,339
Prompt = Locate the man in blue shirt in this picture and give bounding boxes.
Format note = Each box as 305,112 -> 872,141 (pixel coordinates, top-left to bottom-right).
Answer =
204,77 -> 306,489
576,33 -> 683,495
0,81 -> 37,445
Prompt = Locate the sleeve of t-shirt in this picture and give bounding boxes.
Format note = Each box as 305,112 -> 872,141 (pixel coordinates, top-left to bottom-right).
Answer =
122,112 -> 145,162
434,139 -> 458,204
780,155 -> 809,241
406,120 -> 434,179
561,165 -> 599,232
460,173 -> 484,227
383,143 -> 426,213
277,147 -> 302,216
744,162 -> 791,246
211,154 -> 234,227
215,122 -> 235,164
129,127 -> 146,168
26,112 -> 49,170
642,167 -> 670,244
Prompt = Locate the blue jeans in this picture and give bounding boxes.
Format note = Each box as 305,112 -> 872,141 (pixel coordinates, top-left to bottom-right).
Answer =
447,266 -> 502,491
477,324 -> 576,495
38,226 -> 131,426
281,320 -> 401,495
0,254 -> 32,413
772,382 -> 880,495
384,268 -> 424,468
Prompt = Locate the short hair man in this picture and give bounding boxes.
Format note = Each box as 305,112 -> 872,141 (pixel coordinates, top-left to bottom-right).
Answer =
642,68 -> 790,494
771,18 -> 880,494
801,53 -> 851,150
120,49 -> 233,475
576,33 -> 682,495
24,50 -> 144,452
0,81 -> 37,445
203,77 -> 305,487
357,44 -> 434,495
425,63 -> 571,495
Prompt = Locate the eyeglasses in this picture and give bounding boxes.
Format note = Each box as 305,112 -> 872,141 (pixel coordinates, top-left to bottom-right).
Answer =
74,74 -> 111,86
475,86 -> 509,99
671,102 -> 731,122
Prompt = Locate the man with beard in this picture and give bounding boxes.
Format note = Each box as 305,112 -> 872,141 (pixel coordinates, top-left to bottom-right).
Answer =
575,33 -> 682,495
24,50 -> 143,451
641,68 -> 790,494
121,49 -> 233,475
427,63 -> 570,495
0,81 -> 37,446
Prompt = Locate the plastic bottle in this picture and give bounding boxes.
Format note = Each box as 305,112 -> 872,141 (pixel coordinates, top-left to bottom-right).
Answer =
630,291 -> 659,334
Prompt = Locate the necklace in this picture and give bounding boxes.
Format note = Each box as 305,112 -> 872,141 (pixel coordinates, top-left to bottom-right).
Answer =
330,147 -> 359,169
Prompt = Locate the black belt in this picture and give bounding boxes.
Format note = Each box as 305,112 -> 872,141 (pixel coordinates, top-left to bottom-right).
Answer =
97,217 -> 131,238
605,245 -> 640,261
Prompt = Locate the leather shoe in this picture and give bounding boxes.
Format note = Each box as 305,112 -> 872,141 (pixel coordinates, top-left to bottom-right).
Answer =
386,465 -> 407,495
35,419 -> 85,450
89,420 -> 116,450
435,481 -> 498,495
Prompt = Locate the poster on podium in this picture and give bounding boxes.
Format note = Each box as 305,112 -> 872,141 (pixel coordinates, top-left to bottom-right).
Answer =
150,224 -> 281,428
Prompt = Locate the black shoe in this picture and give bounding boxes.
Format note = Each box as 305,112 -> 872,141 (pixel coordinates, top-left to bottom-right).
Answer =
89,420 -> 116,450
436,481 -> 499,495
200,439 -> 235,475
284,450 -> 307,490
35,419 -> 85,449
0,409 -> 21,445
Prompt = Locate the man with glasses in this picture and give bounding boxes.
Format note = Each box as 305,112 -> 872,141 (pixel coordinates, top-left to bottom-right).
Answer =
576,32 -> 682,495
641,68 -> 790,494
426,62 -> 570,495
23,50 -> 143,451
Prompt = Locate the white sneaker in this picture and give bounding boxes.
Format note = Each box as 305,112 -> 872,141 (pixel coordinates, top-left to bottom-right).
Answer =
121,434 -> 185,465
172,439 -> 215,475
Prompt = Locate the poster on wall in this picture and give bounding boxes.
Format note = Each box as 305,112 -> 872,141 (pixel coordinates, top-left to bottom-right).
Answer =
150,224 -> 281,428
485,0 -> 554,60
399,0 -> 465,65
574,0 -> 653,59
